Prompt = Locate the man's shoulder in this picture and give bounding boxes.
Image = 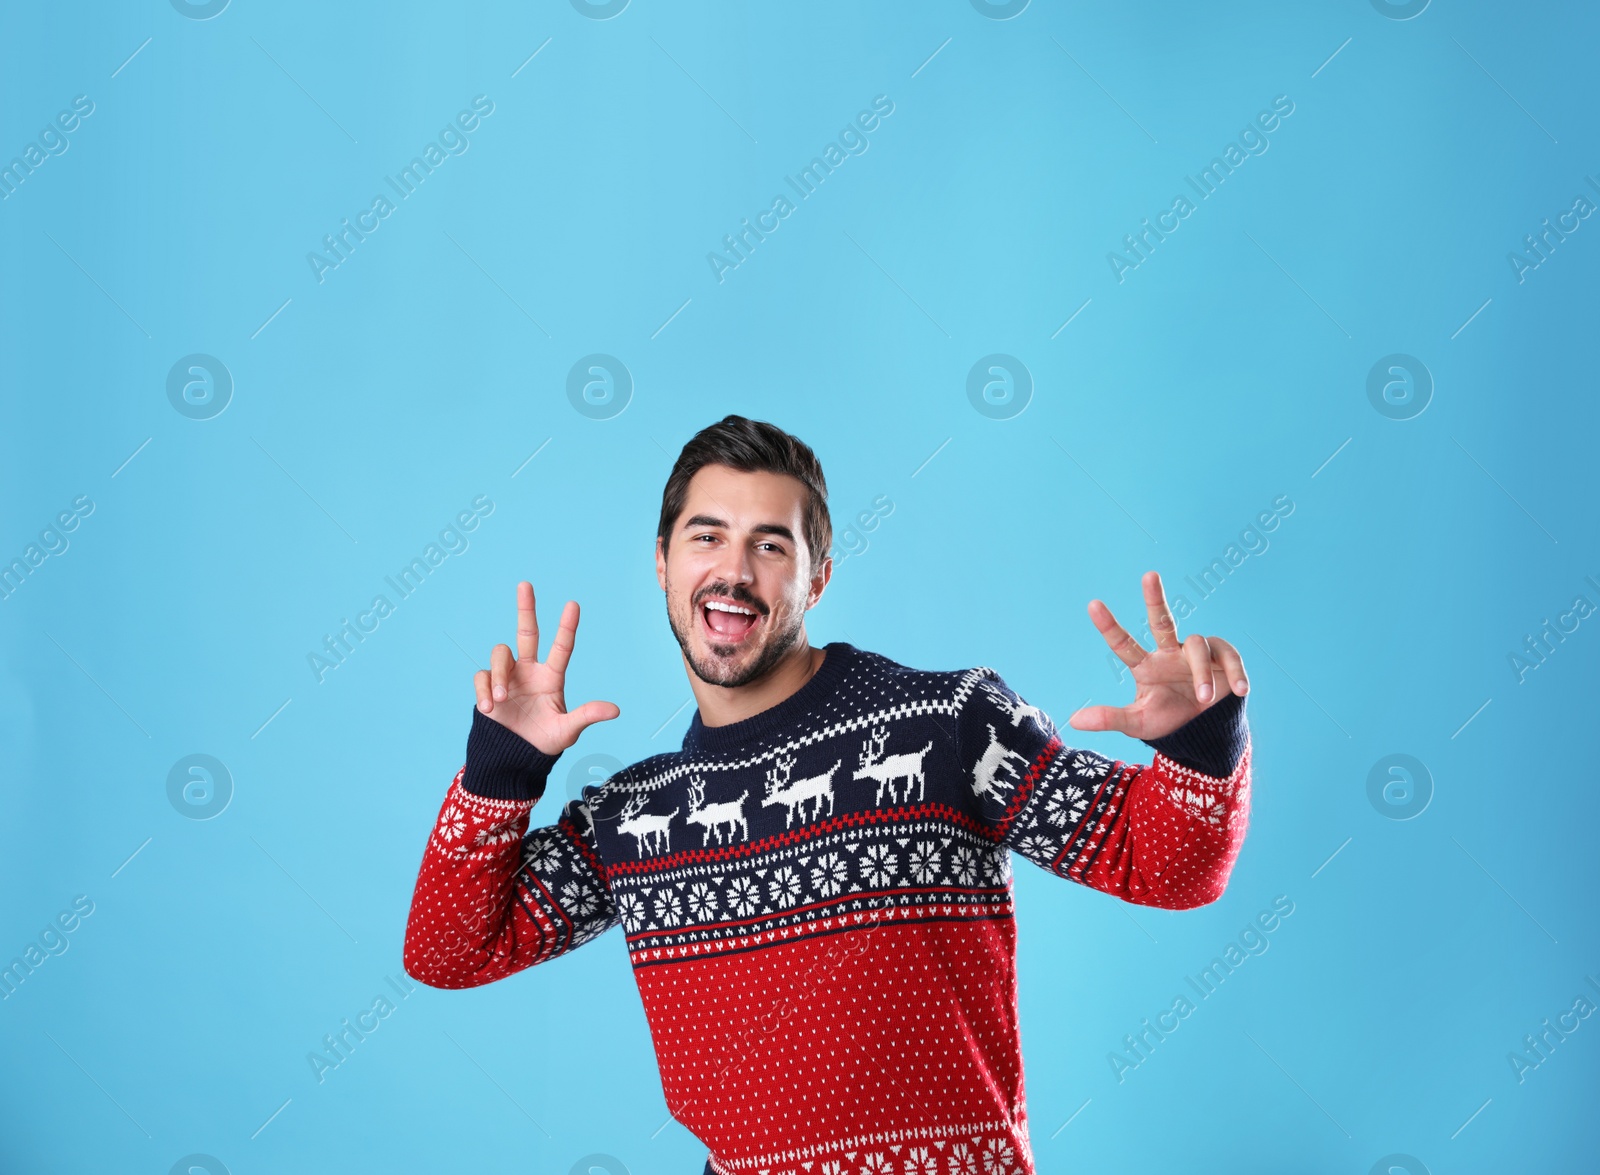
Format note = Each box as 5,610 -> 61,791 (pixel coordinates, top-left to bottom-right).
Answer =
848,642 -> 999,699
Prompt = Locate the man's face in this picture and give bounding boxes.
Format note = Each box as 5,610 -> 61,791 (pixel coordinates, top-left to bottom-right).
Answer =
656,464 -> 830,689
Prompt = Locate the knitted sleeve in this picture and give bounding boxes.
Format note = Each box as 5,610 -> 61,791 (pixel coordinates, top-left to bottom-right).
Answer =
402,708 -> 619,988
956,669 -> 1251,910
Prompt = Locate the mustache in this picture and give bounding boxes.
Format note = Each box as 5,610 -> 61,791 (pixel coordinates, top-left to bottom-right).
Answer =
694,583 -> 768,615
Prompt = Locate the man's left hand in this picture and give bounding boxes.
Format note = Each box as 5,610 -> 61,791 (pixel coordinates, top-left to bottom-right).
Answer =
1068,570 -> 1249,741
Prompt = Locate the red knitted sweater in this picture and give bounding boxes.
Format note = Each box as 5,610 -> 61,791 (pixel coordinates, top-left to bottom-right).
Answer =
403,642 -> 1251,1173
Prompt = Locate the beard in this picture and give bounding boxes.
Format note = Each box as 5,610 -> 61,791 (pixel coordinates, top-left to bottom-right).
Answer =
665,576 -> 806,689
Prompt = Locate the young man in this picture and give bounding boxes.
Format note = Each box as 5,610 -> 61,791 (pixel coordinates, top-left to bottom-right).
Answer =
403,416 -> 1252,1174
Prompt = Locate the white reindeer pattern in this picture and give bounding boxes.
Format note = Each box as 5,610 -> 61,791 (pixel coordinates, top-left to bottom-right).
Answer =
686,777 -> 750,845
971,723 -> 1032,801
979,679 -> 1047,729
760,753 -> 842,827
853,726 -> 935,804
617,794 -> 681,857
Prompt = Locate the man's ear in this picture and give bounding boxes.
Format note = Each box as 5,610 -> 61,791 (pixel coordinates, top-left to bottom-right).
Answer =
806,552 -> 833,609
655,535 -> 667,590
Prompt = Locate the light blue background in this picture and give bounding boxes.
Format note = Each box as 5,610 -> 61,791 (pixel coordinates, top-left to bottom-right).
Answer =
2,1 -> 1596,1172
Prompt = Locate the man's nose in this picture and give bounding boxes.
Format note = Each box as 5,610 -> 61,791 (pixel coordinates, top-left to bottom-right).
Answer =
713,540 -> 755,586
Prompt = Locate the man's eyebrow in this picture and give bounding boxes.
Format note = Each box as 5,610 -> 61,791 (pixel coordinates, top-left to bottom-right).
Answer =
681,514 -> 797,542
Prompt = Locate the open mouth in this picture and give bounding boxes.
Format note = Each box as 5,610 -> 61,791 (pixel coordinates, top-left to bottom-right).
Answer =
699,596 -> 763,644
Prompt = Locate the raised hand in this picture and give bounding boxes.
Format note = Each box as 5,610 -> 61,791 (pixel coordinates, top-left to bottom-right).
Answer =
1068,570 -> 1248,741
474,581 -> 620,756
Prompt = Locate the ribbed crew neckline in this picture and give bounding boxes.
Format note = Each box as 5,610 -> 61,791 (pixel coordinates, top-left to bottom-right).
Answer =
681,641 -> 859,755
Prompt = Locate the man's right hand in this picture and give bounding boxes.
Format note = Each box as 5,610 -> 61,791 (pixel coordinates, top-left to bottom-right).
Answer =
473,581 -> 620,756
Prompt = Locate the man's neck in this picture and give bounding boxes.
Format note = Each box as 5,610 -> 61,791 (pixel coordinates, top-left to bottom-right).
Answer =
688,639 -> 827,728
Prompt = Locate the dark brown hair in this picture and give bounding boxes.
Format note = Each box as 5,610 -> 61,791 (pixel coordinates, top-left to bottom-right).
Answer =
657,415 -> 831,572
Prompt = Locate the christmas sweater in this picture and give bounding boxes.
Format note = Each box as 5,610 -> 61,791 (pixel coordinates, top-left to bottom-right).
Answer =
403,641 -> 1251,1174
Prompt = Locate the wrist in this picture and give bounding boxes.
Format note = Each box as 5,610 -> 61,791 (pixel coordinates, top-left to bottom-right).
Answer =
461,705 -> 564,801
1142,690 -> 1248,778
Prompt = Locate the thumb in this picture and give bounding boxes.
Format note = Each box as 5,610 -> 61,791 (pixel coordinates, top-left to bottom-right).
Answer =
1068,704 -> 1130,735
568,700 -> 622,733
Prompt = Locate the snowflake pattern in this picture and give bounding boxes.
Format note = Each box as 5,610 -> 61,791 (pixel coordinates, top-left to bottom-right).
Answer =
560,879 -> 599,918
950,844 -> 978,886
1043,781 -> 1089,828
726,874 -> 761,917
810,851 -> 848,897
616,890 -> 643,926
1070,751 -> 1110,778
860,843 -> 897,887
946,1143 -> 978,1175
651,888 -> 683,927
686,881 -> 720,921
908,840 -> 943,884
437,805 -> 466,842
768,865 -> 802,908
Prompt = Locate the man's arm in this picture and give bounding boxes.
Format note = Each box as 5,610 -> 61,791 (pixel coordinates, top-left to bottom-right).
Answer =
958,670 -> 1250,910
402,708 -> 618,988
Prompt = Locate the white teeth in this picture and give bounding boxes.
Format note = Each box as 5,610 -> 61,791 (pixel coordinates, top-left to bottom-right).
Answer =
704,600 -> 756,615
